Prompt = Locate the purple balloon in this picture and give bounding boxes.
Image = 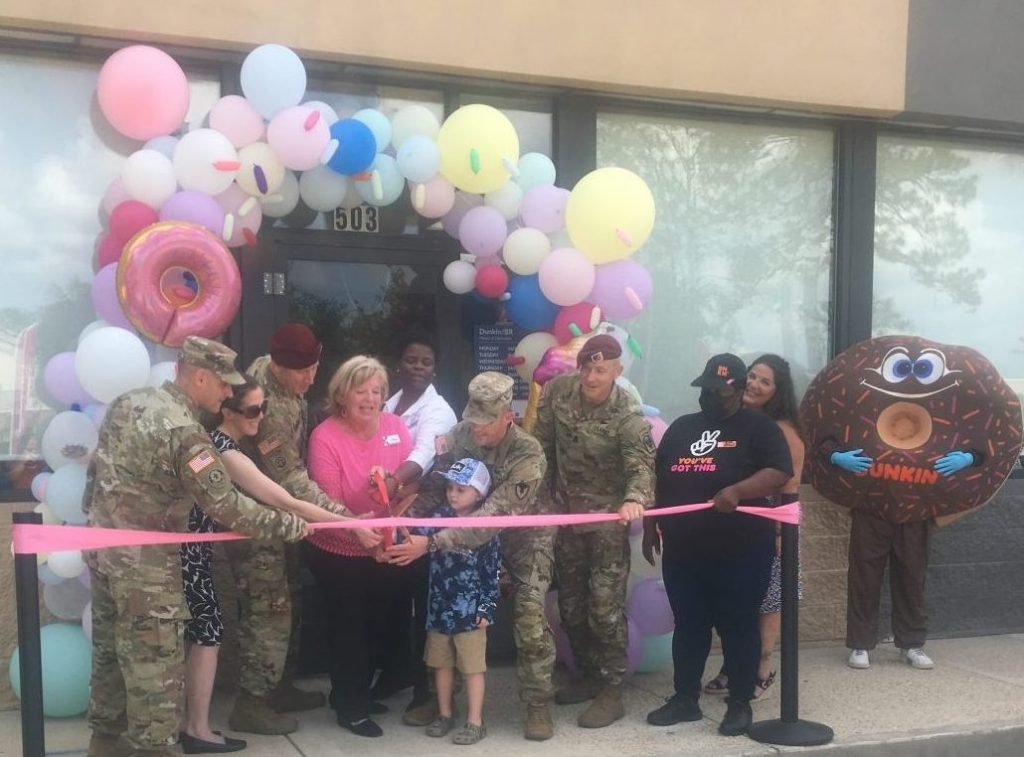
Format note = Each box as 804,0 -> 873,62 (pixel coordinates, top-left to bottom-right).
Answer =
91,263 -> 133,329
589,259 -> 653,320
43,352 -> 92,407
520,185 -> 569,233
459,206 -> 507,257
626,617 -> 644,677
626,578 -> 675,637
159,190 -> 226,235
441,191 -> 484,238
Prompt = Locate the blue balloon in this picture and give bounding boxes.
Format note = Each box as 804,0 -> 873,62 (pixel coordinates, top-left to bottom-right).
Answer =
505,275 -> 559,330
635,632 -> 673,673
9,623 -> 92,717
325,118 -> 377,176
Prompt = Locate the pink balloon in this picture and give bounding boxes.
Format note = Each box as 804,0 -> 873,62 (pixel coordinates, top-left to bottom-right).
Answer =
91,264 -> 133,330
43,352 -> 92,407
109,201 -> 159,245
216,184 -> 264,248
627,578 -> 675,637
647,415 -> 669,447
520,185 -> 569,233
412,176 -> 456,218
95,233 -> 124,270
159,190 -> 226,235
97,45 -> 190,140
442,192 -> 484,238
267,106 -> 331,171
538,247 -> 596,306
101,177 -> 131,219
475,264 -> 509,298
459,206 -> 507,257
589,260 -> 653,320
553,302 -> 601,344
209,95 -> 265,148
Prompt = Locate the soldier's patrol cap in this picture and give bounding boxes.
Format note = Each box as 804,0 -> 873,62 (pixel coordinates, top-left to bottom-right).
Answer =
180,336 -> 247,385
577,334 -> 622,367
463,372 -> 515,424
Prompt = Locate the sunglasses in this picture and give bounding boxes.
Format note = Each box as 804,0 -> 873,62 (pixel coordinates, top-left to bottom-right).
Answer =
231,400 -> 269,419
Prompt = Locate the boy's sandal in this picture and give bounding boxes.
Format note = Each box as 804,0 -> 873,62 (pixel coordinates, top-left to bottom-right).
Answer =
426,715 -> 456,738
452,722 -> 487,745
753,671 -> 777,701
702,671 -> 729,695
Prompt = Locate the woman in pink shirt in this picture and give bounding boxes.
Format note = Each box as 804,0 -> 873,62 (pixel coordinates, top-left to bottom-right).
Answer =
306,355 -> 412,738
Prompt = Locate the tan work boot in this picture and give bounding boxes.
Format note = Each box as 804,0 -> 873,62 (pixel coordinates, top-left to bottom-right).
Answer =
524,702 -> 554,741
554,676 -> 602,705
229,692 -> 299,735
402,694 -> 439,726
577,684 -> 625,728
269,678 -> 326,712
87,730 -> 121,757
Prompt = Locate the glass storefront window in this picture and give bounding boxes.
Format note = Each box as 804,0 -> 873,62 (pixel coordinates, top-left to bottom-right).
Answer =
597,112 -> 834,422
0,51 -> 219,495
874,135 -> 1024,401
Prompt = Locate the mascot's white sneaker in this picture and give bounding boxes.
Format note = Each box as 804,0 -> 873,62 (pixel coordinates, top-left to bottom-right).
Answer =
847,649 -> 870,669
903,648 -> 934,669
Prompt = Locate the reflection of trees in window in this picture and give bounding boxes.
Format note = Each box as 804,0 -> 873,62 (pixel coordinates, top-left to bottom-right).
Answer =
597,116 -> 832,415
873,141 -> 982,334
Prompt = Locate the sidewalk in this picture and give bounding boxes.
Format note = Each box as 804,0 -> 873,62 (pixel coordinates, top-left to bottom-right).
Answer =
5,635 -> 1024,756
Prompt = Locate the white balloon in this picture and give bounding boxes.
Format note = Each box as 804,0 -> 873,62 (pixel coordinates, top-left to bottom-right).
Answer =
443,260 -> 477,294
41,411 -> 99,470
261,170 -> 300,218
147,361 -> 178,387
33,502 -> 61,525
355,154 -> 404,207
236,142 -> 285,197
513,332 -> 558,383
303,100 -> 339,125
45,464 -> 88,525
43,579 -> 91,620
395,135 -> 440,183
503,227 -> 551,275
240,44 -> 307,120
174,129 -> 238,195
299,166 -> 349,212
77,320 -> 110,346
48,550 -> 85,579
144,135 -> 179,159
485,181 -> 524,221
75,327 -> 151,404
38,564 -> 66,586
121,149 -> 177,209
390,105 -> 440,149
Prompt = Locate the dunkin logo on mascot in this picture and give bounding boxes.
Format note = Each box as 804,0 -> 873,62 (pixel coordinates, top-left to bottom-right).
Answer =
800,336 -> 1023,523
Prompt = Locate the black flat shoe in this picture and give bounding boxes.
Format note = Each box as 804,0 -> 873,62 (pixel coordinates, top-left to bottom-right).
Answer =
337,715 -> 383,738
179,731 -> 247,754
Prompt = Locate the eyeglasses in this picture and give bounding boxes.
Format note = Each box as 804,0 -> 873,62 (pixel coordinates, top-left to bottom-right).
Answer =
233,400 -> 269,419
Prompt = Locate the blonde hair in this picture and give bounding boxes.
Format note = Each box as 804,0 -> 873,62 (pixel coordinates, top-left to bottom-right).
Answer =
326,355 -> 389,416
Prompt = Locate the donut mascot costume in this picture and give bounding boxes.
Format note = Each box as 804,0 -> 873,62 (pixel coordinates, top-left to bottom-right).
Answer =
801,336 -> 1022,670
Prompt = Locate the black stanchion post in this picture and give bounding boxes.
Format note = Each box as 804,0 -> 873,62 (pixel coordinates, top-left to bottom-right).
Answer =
748,521 -> 834,746
13,511 -> 46,757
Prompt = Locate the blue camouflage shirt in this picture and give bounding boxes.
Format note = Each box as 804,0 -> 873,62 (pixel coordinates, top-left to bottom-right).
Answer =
417,504 -> 501,634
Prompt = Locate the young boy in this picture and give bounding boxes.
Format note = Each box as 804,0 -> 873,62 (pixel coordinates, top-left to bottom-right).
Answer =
421,457 -> 500,745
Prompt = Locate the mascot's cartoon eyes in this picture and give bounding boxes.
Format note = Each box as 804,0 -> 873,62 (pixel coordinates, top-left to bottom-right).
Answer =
878,348 -> 952,386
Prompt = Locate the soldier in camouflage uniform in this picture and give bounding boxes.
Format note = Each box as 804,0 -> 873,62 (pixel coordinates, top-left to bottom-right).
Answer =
533,334 -> 656,729
228,323 -> 351,732
386,372 -> 558,741
84,337 -> 310,757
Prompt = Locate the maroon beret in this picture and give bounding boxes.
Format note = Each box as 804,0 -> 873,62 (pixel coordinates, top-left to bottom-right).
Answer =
576,334 -> 622,367
270,323 -> 322,369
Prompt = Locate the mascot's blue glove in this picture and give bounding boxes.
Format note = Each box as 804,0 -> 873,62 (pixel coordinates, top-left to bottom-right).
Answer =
934,450 -> 975,477
830,448 -> 873,474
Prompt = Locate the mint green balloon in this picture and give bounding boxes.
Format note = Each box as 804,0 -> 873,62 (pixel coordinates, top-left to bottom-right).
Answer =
9,623 -> 92,717
635,632 -> 673,673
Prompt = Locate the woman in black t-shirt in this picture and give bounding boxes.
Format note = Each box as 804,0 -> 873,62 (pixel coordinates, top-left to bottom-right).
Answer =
643,354 -> 792,738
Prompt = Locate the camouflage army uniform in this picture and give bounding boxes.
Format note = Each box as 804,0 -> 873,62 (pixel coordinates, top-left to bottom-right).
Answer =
228,354 -> 348,696
85,371 -> 307,751
412,420 -> 556,704
533,373 -> 656,685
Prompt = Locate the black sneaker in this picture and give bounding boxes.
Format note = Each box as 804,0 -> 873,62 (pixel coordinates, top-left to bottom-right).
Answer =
646,694 -> 702,726
337,715 -> 383,738
718,700 -> 752,736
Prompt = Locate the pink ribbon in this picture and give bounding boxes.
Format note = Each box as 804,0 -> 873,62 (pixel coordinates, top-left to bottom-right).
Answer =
10,501 -> 799,555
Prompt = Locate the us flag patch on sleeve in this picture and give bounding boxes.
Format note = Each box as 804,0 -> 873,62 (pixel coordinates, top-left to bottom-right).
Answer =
258,436 -> 282,455
187,450 -> 216,473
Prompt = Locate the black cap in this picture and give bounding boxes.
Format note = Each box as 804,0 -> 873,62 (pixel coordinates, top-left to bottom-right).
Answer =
691,353 -> 747,390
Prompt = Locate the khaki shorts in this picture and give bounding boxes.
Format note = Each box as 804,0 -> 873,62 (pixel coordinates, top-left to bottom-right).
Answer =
425,627 -> 488,674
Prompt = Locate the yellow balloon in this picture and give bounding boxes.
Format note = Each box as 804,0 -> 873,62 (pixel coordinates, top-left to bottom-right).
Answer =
565,167 -> 655,264
438,104 -> 519,194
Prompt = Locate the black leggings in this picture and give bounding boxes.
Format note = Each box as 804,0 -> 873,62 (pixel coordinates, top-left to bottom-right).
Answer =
305,545 -> 399,719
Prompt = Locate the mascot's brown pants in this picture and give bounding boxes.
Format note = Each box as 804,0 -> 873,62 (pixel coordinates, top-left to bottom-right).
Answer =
845,509 -> 929,651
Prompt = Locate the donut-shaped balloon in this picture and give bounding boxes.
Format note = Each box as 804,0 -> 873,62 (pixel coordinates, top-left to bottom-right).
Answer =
117,221 -> 241,347
801,336 -> 1022,523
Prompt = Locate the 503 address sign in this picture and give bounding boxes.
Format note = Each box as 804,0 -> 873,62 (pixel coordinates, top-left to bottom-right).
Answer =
333,205 -> 379,233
